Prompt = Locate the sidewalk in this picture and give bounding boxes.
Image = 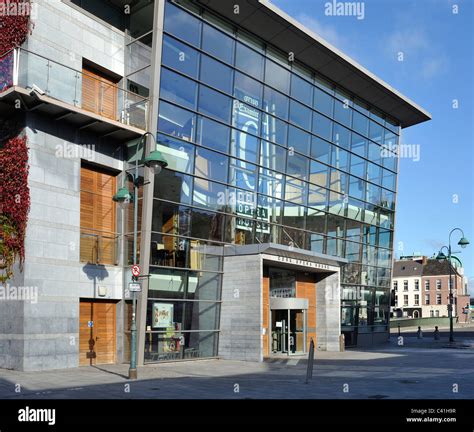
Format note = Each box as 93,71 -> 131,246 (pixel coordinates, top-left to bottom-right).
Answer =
1,343 -> 474,399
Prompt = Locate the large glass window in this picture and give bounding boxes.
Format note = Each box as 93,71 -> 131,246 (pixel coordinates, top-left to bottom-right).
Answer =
230,130 -> 259,164
265,59 -> 290,93
262,114 -> 287,146
191,209 -> 224,241
235,42 -> 264,80
234,71 -> 263,108
289,100 -> 312,130
369,120 -> 384,144
263,86 -> 289,120
352,110 -> 369,136
351,133 -> 368,158
306,207 -> 326,234
154,171 -> 193,205
333,123 -> 351,149
160,68 -> 197,110
195,147 -> 228,183
164,3 -> 201,47
193,178 -> 228,212
312,112 -> 332,141
157,134 -> 195,174
311,136 -> 331,164
198,85 -> 232,123
229,159 -> 257,191
202,22 -> 234,64
196,116 -> 230,153
260,140 -> 286,172
290,74 -> 312,106
158,101 -> 195,142
313,87 -> 333,117
350,154 -> 366,178
287,153 -> 309,180
334,99 -> 352,127
288,126 -> 311,155
330,145 -> 349,172
200,55 -> 233,93
162,35 -> 199,78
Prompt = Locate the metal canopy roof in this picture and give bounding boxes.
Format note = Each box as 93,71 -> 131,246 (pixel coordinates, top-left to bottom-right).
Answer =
196,0 -> 431,128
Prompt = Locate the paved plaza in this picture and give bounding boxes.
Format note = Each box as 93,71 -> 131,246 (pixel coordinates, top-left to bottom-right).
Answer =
1,327 -> 473,400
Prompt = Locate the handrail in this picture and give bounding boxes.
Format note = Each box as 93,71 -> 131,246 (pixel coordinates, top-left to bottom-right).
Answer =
12,47 -> 147,101
1,47 -> 150,129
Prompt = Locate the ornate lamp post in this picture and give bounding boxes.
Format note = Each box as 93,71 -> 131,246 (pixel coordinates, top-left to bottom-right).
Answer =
436,228 -> 469,343
113,132 -> 167,379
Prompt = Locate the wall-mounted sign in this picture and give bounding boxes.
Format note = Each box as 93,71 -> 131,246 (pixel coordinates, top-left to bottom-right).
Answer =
152,303 -> 173,328
262,254 -> 338,272
129,282 -> 141,292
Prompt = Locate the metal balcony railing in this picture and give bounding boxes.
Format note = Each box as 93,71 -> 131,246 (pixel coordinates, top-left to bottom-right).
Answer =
0,48 -> 148,130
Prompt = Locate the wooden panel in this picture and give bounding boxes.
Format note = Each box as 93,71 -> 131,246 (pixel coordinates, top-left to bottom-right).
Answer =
82,70 -> 99,114
94,302 -> 116,364
80,166 -> 117,265
262,276 -> 270,357
79,301 -> 94,366
296,274 -> 317,349
79,300 -> 116,366
82,67 -> 117,121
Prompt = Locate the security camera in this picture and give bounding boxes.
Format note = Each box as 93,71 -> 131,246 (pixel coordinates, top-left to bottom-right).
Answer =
29,84 -> 46,96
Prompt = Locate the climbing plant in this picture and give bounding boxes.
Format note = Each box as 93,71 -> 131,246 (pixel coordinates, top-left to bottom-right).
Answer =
0,0 -> 32,282
0,128 -> 30,283
0,0 -> 33,91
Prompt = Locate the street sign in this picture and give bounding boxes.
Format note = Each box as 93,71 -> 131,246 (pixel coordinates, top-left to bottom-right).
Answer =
87,321 -> 94,328
131,265 -> 140,277
129,282 -> 142,292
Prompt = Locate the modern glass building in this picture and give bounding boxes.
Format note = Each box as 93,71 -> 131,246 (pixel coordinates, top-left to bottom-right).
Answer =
0,0 -> 430,370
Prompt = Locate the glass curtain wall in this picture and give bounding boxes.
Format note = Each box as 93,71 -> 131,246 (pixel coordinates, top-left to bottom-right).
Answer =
146,0 -> 400,360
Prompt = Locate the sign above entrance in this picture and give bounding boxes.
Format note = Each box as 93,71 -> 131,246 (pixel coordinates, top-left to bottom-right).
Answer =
262,254 -> 338,272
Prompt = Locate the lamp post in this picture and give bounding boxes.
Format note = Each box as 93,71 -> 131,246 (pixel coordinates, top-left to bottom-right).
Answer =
113,132 -> 167,379
436,228 -> 469,343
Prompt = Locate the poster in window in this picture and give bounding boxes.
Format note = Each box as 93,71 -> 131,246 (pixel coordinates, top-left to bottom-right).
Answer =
152,303 -> 174,328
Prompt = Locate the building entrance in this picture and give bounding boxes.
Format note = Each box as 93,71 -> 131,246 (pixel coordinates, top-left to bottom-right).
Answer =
271,309 -> 306,355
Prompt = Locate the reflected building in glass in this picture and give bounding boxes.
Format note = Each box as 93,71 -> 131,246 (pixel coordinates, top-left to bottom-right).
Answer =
129,0 -> 430,362
0,0 -> 431,370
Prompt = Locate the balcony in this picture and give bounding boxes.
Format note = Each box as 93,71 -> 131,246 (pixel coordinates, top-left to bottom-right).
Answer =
0,48 -> 148,141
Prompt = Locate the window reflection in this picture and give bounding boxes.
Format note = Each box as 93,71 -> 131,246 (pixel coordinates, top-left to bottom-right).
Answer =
158,101 -> 195,141
200,55 -> 233,93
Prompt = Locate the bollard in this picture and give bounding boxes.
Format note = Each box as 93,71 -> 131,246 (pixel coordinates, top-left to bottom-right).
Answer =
398,323 -> 401,337
434,326 -> 440,340
417,326 -> 423,339
305,338 -> 315,384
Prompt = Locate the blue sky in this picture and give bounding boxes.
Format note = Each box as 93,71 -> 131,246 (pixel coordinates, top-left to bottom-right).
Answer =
273,0 -> 474,292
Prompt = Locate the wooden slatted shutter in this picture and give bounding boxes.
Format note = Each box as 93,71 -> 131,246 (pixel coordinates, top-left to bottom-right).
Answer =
80,165 -> 117,265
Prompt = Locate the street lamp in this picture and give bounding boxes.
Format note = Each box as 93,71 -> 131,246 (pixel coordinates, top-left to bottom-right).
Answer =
436,228 -> 469,343
113,132 -> 167,379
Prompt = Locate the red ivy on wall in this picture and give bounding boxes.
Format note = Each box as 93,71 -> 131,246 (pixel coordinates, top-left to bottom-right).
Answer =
0,0 -> 32,54
0,0 -> 33,92
0,135 -> 30,282
0,1 -> 32,281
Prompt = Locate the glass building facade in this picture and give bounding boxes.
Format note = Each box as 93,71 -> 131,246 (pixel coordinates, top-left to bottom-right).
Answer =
141,0 -> 400,361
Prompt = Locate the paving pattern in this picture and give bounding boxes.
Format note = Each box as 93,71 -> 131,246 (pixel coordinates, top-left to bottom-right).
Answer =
1,331 -> 474,399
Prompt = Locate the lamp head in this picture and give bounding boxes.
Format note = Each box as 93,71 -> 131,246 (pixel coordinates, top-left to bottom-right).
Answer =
436,251 -> 447,261
113,187 -> 133,208
458,237 -> 469,249
144,150 -> 168,175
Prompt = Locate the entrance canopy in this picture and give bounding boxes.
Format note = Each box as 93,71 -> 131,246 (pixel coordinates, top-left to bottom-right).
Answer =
223,242 -> 347,274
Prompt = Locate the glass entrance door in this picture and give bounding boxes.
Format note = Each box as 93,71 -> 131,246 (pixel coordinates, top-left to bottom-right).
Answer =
289,309 -> 305,354
271,309 -> 306,355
